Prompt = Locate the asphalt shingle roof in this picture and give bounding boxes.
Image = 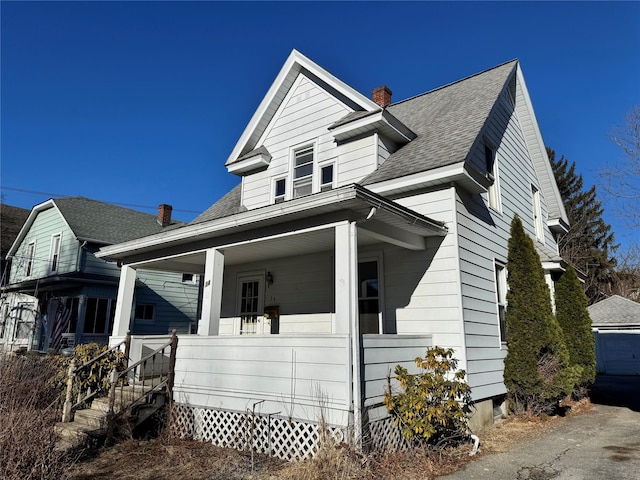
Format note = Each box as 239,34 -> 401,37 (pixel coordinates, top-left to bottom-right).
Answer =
588,295 -> 640,328
362,60 -> 518,185
1,204 -> 30,257
190,184 -> 246,224
53,197 -> 183,245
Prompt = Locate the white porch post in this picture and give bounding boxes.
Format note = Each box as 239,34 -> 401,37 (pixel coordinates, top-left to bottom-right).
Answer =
198,248 -> 224,336
113,265 -> 136,337
335,221 -> 363,446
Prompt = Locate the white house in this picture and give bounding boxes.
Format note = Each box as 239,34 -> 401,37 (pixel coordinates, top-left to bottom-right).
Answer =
97,50 -> 569,458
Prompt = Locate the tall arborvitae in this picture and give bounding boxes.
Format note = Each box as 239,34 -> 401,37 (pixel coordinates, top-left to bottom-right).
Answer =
554,264 -> 596,393
503,216 -> 574,414
548,148 -> 617,304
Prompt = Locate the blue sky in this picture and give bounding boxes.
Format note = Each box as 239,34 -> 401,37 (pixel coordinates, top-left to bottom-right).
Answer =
2,1 -> 639,250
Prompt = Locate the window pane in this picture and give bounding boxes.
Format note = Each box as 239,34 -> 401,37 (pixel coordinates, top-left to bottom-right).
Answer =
321,165 -> 333,185
358,261 -> 378,298
294,163 -> 313,179
84,298 -> 97,333
295,148 -> 313,166
293,178 -> 312,198
275,179 -> 286,196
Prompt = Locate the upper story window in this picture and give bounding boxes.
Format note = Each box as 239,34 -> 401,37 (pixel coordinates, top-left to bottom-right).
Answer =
25,242 -> 36,277
320,163 -> 334,192
495,262 -> 507,344
531,185 -> 544,242
293,146 -> 314,198
274,178 -> 286,204
485,141 -> 501,212
49,234 -> 62,273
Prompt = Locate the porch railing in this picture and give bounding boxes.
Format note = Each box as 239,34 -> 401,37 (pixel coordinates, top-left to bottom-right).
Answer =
107,330 -> 178,416
61,333 -> 131,422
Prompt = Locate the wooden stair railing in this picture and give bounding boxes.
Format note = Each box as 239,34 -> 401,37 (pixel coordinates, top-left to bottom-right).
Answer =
61,333 -> 131,423
107,330 -> 178,417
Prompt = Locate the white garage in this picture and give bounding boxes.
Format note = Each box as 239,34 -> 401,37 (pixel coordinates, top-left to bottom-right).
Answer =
589,295 -> 640,376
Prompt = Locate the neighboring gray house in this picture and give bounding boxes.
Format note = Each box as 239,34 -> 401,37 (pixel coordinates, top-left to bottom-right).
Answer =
97,51 -> 569,457
589,295 -> 640,375
0,197 -> 199,352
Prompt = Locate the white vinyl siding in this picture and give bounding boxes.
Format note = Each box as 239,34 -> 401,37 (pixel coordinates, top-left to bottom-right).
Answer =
241,74 -> 380,209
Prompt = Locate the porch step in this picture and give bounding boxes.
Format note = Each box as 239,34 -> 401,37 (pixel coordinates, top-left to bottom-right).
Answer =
73,407 -> 107,430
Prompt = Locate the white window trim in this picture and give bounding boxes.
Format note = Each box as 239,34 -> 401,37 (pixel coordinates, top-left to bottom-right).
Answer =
485,140 -> 502,213
318,159 -> 336,192
532,185 -> 544,243
272,176 -> 287,204
494,261 -> 508,346
290,141 -> 318,200
48,232 -> 62,274
25,241 -> 36,278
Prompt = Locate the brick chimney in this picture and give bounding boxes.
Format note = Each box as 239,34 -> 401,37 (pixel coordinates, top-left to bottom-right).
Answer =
372,85 -> 392,107
158,204 -> 173,226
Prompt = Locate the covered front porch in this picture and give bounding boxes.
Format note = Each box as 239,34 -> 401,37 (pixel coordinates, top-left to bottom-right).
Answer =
100,184 -> 447,456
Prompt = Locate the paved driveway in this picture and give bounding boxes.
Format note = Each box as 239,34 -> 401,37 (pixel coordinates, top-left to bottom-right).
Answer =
438,376 -> 640,480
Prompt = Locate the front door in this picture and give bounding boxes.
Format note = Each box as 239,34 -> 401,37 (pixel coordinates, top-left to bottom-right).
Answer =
237,274 -> 265,335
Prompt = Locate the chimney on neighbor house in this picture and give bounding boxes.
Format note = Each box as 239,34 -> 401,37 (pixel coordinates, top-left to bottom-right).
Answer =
158,204 -> 173,227
372,85 -> 392,107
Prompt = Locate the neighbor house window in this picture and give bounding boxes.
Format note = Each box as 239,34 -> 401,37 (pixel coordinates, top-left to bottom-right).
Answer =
532,185 -> 544,242
135,304 -> 154,322
320,164 -> 334,192
274,178 -> 286,204
25,242 -> 36,277
485,141 -> 501,211
182,273 -> 195,284
83,297 -> 116,335
49,233 -> 61,273
495,263 -> 507,343
293,146 -> 314,198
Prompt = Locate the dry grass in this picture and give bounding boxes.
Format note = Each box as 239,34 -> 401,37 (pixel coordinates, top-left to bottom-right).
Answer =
0,353 -> 73,480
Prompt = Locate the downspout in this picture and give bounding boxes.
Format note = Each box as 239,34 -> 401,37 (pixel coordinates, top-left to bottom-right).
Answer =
350,206 -> 377,448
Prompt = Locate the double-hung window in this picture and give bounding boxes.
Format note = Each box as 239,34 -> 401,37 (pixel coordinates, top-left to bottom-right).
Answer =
485,141 -> 501,211
293,146 -> 314,198
49,234 -> 61,273
25,242 -> 36,277
532,185 -> 544,242
274,178 -> 286,204
495,263 -> 507,344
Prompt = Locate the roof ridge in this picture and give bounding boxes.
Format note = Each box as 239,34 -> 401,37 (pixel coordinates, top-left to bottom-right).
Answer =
389,59 -> 519,107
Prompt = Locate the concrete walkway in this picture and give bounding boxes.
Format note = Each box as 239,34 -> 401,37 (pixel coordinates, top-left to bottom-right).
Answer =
439,376 -> 640,480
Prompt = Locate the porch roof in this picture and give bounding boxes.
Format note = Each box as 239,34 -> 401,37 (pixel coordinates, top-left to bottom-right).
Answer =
96,184 -> 447,266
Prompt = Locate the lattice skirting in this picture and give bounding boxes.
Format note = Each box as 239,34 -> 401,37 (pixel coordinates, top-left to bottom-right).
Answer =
170,403 -> 408,460
169,403 -> 347,461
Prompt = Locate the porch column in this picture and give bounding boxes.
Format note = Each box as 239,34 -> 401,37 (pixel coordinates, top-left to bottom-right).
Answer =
113,265 -> 136,337
198,248 -> 224,336
334,222 -> 358,334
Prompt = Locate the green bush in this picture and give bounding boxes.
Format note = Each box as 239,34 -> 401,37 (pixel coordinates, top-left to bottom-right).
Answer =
503,216 -> 576,414
384,346 -> 472,447
555,264 -> 596,394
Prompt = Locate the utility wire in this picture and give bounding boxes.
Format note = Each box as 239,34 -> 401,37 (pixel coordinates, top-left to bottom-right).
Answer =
0,186 -> 201,214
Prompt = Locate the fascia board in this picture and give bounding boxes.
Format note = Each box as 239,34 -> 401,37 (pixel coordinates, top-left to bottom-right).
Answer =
330,110 -> 415,143
366,162 -> 468,195
548,217 -> 569,234
515,65 -> 570,226
227,152 -> 271,175
225,49 -> 380,166
542,261 -> 566,272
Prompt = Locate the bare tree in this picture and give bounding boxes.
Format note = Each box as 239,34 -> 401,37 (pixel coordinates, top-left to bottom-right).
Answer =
609,244 -> 640,301
601,105 -> 640,228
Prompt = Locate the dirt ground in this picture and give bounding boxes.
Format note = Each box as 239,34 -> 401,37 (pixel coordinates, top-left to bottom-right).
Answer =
62,399 -> 593,480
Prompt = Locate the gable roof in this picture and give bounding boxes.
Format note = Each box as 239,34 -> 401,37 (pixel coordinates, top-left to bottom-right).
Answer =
362,60 -> 518,185
225,49 -> 382,167
7,197 -> 184,256
588,295 -> 640,329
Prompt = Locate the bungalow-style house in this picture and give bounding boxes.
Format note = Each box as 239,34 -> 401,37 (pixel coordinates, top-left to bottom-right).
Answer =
0,197 -> 199,353
589,295 -> 640,375
97,50 -> 569,457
